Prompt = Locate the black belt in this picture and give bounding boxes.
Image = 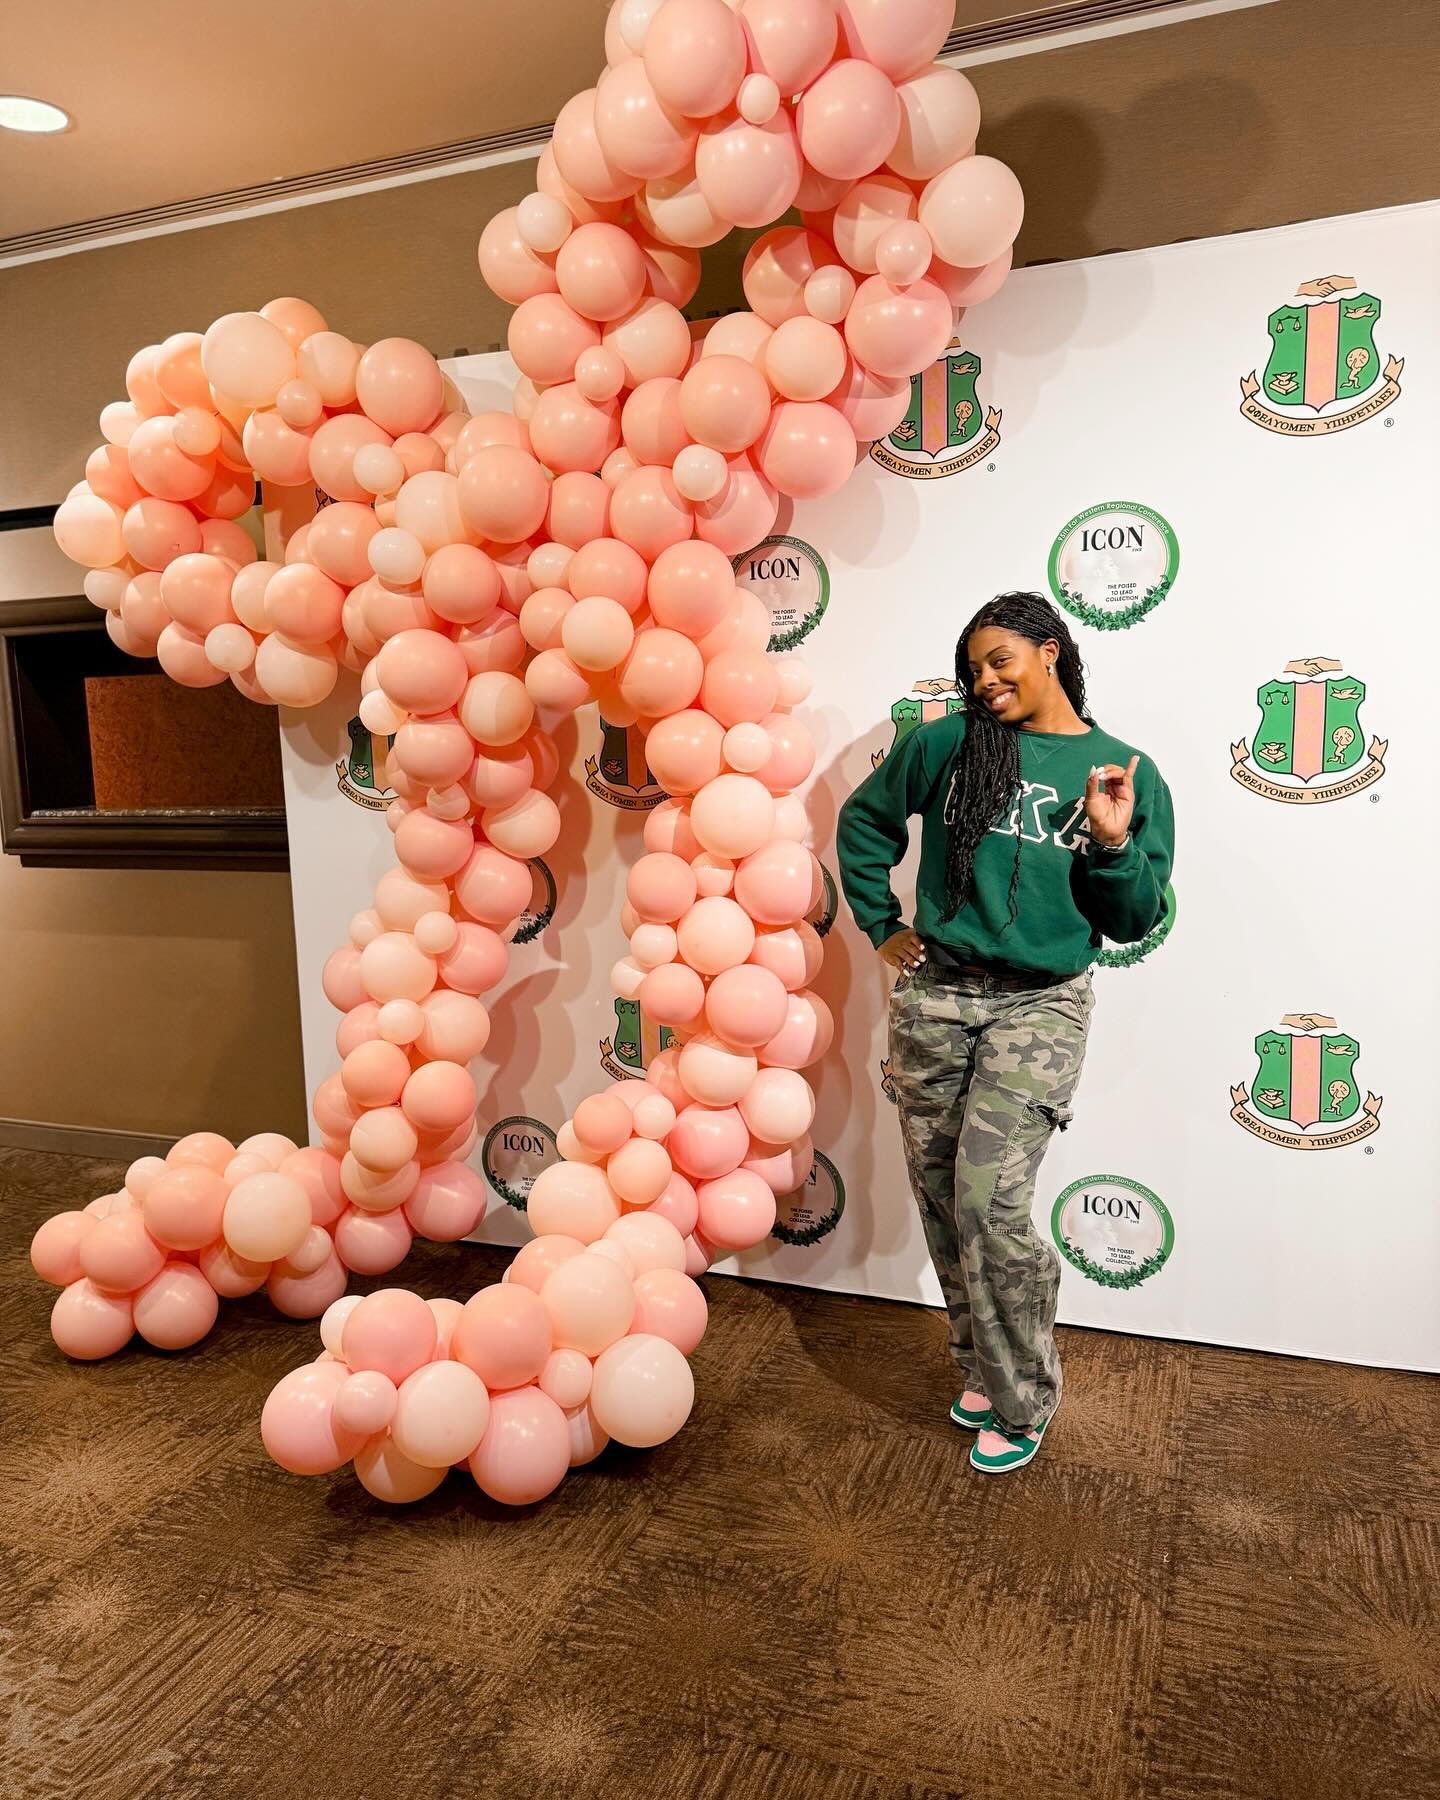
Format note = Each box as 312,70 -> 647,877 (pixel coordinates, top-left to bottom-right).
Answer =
919,941 -> 1083,988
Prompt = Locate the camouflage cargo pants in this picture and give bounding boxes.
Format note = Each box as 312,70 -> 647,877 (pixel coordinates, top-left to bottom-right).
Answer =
888,963 -> 1095,1436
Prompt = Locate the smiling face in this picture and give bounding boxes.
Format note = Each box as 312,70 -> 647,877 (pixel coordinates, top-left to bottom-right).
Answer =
965,626 -> 1059,726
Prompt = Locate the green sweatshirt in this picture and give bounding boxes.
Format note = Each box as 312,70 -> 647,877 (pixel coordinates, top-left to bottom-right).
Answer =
837,713 -> 1175,977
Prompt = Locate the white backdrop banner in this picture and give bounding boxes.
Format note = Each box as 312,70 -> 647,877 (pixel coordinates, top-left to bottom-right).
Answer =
280,202 -> 1439,1373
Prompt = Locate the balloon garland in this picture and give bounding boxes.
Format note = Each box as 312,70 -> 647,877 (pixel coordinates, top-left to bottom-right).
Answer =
31,0 -> 1024,1505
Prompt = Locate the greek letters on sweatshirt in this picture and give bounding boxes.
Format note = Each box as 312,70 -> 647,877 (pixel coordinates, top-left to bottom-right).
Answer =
836,713 -> 1175,976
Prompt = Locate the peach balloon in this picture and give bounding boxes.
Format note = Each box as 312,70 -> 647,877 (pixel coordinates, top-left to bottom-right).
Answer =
639,960 -> 707,1026
223,1171 -> 311,1263
645,709 -> 724,794
929,246 -> 1014,309
392,1360 -> 491,1466
740,0 -> 836,91
29,1211 -> 89,1287
643,0 -> 746,118
453,1282 -> 552,1389
134,1261 -> 221,1349
507,1234 -> 587,1295
551,88 -> 642,205
631,1267 -> 708,1355
261,1362 -> 365,1474
458,444 -> 549,542
334,1204 -> 414,1275
695,109 -> 802,229
143,1164 -> 229,1250
252,633 -> 339,707
201,311 -> 296,406
668,1104 -> 749,1181
679,354 -> 770,454
607,1136 -> 673,1207
479,205 -> 561,305
619,626 -> 703,715
638,165 -> 729,249
540,1252 -> 635,1355
622,377 -> 689,467
356,338 -> 444,435
678,1034 -> 759,1107
529,384 -> 622,475
594,57 -> 698,181
310,414 -> 394,502
844,274 -> 954,380
469,1386 -> 571,1504
677,893 -> 756,974
604,297 -> 691,386
890,65 -> 982,181
526,1161 -> 623,1244
590,1333 -> 694,1447
690,773 -> 776,859
693,457 -> 779,556
919,154 -> 1025,269
696,1169 -> 777,1249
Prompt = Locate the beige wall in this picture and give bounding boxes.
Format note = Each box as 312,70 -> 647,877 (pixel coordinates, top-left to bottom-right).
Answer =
2,0 -> 1435,1138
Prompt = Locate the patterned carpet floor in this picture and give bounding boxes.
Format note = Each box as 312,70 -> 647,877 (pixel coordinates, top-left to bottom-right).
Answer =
3,1146 -> 1438,1800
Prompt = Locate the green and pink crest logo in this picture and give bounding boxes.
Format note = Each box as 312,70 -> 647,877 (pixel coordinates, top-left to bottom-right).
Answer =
1230,1013 -> 1383,1150
1231,657 -> 1387,804
337,715 -> 395,809
870,340 -> 1001,480
1240,274 -> 1403,435
872,676 -> 965,769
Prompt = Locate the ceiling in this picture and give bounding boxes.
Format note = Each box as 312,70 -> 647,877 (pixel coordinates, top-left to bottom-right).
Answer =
0,2 -> 1258,248
0,0 -> 612,241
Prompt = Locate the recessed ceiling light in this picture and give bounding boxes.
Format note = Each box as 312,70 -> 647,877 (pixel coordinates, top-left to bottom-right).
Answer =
0,96 -> 71,135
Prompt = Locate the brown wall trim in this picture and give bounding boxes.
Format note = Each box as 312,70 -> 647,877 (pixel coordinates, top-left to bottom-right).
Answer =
0,1116 -> 174,1162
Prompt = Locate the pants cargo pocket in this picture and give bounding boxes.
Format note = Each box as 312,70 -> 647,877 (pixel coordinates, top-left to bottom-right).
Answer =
987,1099 -> 1071,1232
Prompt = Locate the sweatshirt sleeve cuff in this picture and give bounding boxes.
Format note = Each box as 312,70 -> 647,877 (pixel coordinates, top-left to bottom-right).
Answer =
866,917 -> 903,948
1089,835 -> 1140,870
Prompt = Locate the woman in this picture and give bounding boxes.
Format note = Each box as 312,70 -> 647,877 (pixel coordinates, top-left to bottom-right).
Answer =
837,592 -> 1174,1475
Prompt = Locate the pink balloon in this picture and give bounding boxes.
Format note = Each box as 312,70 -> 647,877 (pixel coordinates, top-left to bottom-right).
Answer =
604,297 -> 691,386
354,1435 -> 448,1503
264,562 -> 344,643
590,1333 -> 694,1448
356,338 -> 444,435
647,539 -> 736,638
844,274 -> 954,380
679,354 -> 771,453
929,246 -> 1013,309
261,1361 -> 365,1475
469,1386 -> 571,1504
610,466 -> 695,560
141,1163 -> 228,1251
130,1259 -> 221,1348
539,1347 -> 593,1410
832,175 -> 917,275
529,384 -> 623,475
334,1368 -> 399,1437
334,1204 -> 414,1275
201,311 -> 296,407
392,1360 -> 491,1466
552,88 -> 642,205
622,377 -> 690,466
436,922 -> 508,995
77,1209 -> 165,1293
400,1061 -> 477,1135
765,316 -> 847,402
266,1248 -> 349,1319
740,0 -> 837,92
50,1278 -> 136,1359
122,497 -> 202,570
644,0 -> 746,117
628,851 -> 699,923
342,1287 -> 438,1384
919,155 -> 1025,269
526,1161 -> 623,1244
223,1171 -> 311,1263
53,492 -> 126,569
567,536 -> 649,612
478,205 -> 560,305
743,1132 -> 814,1193
798,60 -> 902,182
705,963 -> 789,1047
567,1401 -> 611,1467
198,1240 -> 270,1298
649,1170 -> 701,1238
676,893 -> 756,974
549,470 -> 612,548
645,709 -> 724,794
695,110 -> 802,229
668,1103 -> 749,1180
29,1211 -> 89,1287
639,961 -> 707,1026
825,359 -> 911,441
309,414 -> 394,502
631,1267 -> 708,1354
619,625 -> 704,715
696,1169 -> 777,1250
458,444 -> 550,542
734,838 -> 814,924
694,456 -> 779,556
638,165 -> 729,249
678,1033 -> 758,1106
422,543 -> 501,625
453,1282 -> 552,1389
376,628 -> 468,713
835,0 -> 953,82
507,1234 -> 586,1295
126,415 -> 214,502
574,1091 -> 633,1154
890,66 -> 982,181
594,58 -> 698,181
758,987 -> 835,1069
283,1146 -> 347,1229
702,650 -> 780,729
556,223 -> 648,323
539,1252 -> 636,1355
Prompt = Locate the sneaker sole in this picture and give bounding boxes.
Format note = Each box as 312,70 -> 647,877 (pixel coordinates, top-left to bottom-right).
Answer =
949,1409 -> 989,1432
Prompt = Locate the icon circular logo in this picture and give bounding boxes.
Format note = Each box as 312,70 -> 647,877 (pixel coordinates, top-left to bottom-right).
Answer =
1051,1174 -> 1173,1289
731,535 -> 830,652
511,860 -> 557,946
1047,501 -> 1180,632
772,1149 -> 845,1248
481,1115 -> 560,1211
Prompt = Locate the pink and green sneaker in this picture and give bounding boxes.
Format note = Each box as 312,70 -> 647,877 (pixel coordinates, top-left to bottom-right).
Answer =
969,1401 -> 1059,1475
948,1389 -> 992,1431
